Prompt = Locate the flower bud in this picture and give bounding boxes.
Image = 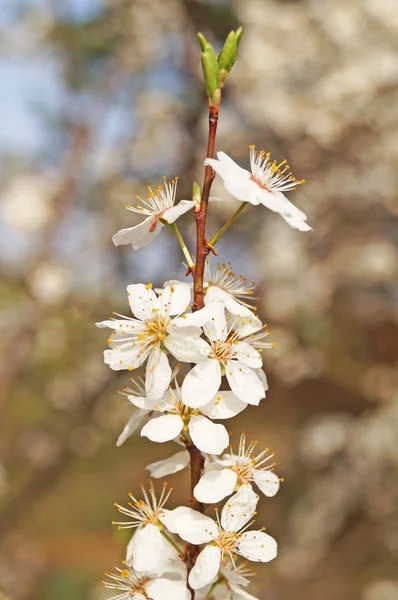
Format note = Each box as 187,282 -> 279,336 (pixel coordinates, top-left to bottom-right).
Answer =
218,27 -> 243,86
197,32 -> 220,103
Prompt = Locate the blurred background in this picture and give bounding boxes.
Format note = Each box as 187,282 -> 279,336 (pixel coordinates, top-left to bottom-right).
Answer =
1,0 -> 398,598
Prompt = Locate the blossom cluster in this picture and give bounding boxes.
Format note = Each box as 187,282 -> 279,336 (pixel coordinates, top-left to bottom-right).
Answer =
97,26 -> 310,600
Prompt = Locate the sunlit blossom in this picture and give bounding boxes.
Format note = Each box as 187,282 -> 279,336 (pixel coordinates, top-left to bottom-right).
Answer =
194,434 -> 281,503
204,148 -> 311,231
113,177 -> 196,249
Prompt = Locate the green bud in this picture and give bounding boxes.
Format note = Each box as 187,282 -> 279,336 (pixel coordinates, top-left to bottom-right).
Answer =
218,31 -> 238,72
218,27 -> 243,86
197,32 -> 220,101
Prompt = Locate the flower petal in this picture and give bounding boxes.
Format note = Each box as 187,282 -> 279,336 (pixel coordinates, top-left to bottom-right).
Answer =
253,469 -> 280,497
116,410 -> 148,446
104,345 -> 149,371
189,415 -> 229,455
146,450 -> 190,478
221,484 -> 259,532
159,282 -> 191,316
145,347 -> 172,400
238,530 -> 278,563
233,342 -> 262,369
201,390 -> 247,420
226,361 -> 265,405
164,331 -> 209,363
112,216 -> 151,247
173,301 -> 225,331
194,468 -> 237,503
127,283 -> 159,320
182,360 -> 222,408
126,523 -> 165,570
162,199 -> 194,224
189,545 -> 221,590
147,578 -> 191,600
259,189 -> 311,232
162,507 -> 217,544
141,414 -> 183,443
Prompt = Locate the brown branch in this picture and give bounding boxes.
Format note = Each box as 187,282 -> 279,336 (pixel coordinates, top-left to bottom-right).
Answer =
187,102 -> 220,599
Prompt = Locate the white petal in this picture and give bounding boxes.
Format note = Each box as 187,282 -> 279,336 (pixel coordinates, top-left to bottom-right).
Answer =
112,216 -> 151,247
146,450 -> 190,478
159,282 -> 191,316
201,390 -> 247,420
225,177 -> 260,205
233,314 -> 263,336
141,414 -> 183,443
126,523 -> 164,570
221,484 -> 259,532
173,301 -> 225,331
116,410 -> 148,446
194,468 -> 237,503
161,507 -> 217,544
145,347 -> 172,400
234,342 -> 262,369
127,283 -> 159,320
162,199 -> 194,223
255,368 -> 269,391
189,415 -> 229,455
181,360 -> 222,408
164,331 -> 209,363
104,345 -> 149,371
238,530 -> 278,562
261,190 -> 311,232
147,578 -> 191,600
253,469 -> 280,497
189,545 -> 222,590
226,361 -> 265,405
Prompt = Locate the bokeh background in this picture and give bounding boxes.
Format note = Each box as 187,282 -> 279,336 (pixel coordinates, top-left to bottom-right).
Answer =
1,0 -> 398,598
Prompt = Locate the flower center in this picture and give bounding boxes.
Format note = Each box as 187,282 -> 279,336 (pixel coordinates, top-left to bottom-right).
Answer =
215,528 -> 240,560
144,314 -> 171,344
209,339 -> 235,363
232,457 -> 255,484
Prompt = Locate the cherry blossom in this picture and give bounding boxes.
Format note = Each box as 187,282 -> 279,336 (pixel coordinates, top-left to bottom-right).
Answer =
194,434 -> 281,503
96,282 -> 204,399
112,177 -> 196,250
173,306 -> 269,408
112,484 -> 178,572
103,566 -> 190,600
204,148 -> 311,231
163,485 -> 277,590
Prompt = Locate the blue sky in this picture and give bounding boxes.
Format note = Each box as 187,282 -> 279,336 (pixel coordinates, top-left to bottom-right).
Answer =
0,0 -> 105,156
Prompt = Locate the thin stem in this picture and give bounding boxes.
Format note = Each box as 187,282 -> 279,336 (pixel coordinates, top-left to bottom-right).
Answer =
193,106 -> 219,311
161,529 -> 184,558
168,221 -> 195,270
188,103 -> 220,600
209,202 -> 248,246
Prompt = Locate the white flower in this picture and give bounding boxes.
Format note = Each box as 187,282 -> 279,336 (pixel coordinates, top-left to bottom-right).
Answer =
194,434 -> 281,503
163,485 -> 277,590
204,148 -> 311,231
96,282 -> 204,399
140,385 -> 230,454
174,307 -> 269,408
204,261 -> 258,318
112,177 -> 195,249
103,566 -> 190,600
113,484 -> 178,572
